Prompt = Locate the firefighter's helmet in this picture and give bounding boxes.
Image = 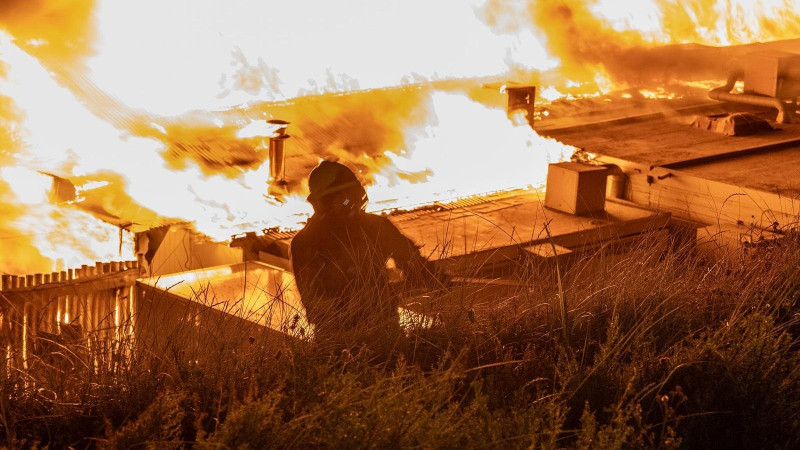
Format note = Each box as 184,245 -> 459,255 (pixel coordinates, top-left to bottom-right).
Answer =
306,161 -> 367,214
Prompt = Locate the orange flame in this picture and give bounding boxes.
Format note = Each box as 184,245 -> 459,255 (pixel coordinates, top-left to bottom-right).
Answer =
2,0 -> 800,274
481,0 -> 800,95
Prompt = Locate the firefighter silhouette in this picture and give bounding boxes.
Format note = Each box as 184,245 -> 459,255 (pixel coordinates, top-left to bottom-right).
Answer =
291,161 -> 444,353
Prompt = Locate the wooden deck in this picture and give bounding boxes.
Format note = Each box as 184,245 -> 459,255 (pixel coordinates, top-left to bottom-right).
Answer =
242,189 -> 670,275
391,191 -> 670,273
539,100 -> 800,234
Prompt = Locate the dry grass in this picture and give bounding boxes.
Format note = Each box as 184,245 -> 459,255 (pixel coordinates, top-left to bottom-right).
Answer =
3,231 -> 800,448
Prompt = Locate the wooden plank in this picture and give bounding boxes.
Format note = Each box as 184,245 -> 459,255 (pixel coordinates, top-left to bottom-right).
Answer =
547,211 -> 671,249
696,222 -> 783,256
627,169 -> 800,229
0,269 -> 139,298
257,251 -> 292,272
525,243 -> 573,259
436,210 -> 670,273
661,136 -> 800,169
593,151 -> 800,230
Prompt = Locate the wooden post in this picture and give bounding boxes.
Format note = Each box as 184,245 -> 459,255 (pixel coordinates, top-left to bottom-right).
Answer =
9,309 -> 20,370
22,302 -> 32,370
56,292 -> 62,334
34,273 -> 43,286
1,275 -> 11,291
0,306 -> 7,373
64,293 -> 71,325
128,283 -> 136,343
85,293 -> 93,334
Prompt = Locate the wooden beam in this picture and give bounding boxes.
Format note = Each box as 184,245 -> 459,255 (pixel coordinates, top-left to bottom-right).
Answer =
0,268 -> 139,299
594,152 -> 800,231
628,168 -> 800,230
661,136 -> 800,170
525,243 -> 573,259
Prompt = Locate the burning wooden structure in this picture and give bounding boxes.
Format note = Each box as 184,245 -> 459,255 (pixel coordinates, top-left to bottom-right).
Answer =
5,43 -> 800,371
1,261 -> 139,373
538,51 -> 800,255
134,261 -> 303,364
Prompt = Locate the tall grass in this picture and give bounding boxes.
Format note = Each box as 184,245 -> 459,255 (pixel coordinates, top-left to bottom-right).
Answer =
3,230 -> 800,448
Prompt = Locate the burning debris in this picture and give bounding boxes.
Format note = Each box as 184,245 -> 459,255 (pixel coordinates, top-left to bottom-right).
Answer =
691,112 -> 774,136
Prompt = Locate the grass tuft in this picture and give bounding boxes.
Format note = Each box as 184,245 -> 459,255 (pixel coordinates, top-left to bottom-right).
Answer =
3,231 -> 800,448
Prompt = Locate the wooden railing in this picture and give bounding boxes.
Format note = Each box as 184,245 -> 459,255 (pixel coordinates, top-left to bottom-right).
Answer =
0,261 -> 140,374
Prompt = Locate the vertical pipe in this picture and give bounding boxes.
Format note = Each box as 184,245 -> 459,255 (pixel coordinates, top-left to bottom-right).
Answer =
267,119 -> 290,184
268,135 -> 289,182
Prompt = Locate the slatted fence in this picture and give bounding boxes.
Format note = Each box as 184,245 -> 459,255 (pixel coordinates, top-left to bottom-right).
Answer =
0,261 -> 140,375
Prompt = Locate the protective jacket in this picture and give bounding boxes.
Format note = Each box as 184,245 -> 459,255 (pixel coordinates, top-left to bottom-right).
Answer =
291,210 -> 439,346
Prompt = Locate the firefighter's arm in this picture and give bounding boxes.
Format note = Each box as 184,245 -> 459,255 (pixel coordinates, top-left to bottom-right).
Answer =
380,218 -> 449,289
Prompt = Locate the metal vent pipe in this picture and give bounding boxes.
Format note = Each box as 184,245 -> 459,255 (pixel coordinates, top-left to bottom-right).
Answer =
709,72 -> 793,123
708,55 -> 800,124
267,119 -> 290,183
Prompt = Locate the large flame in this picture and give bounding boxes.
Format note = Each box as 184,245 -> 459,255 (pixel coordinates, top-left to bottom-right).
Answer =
0,31 -> 564,273
2,0 -> 800,274
82,0 -> 554,115
482,0 -> 800,94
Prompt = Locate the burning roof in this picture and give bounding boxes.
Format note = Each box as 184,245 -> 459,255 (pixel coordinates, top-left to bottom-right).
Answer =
3,1 -> 800,274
